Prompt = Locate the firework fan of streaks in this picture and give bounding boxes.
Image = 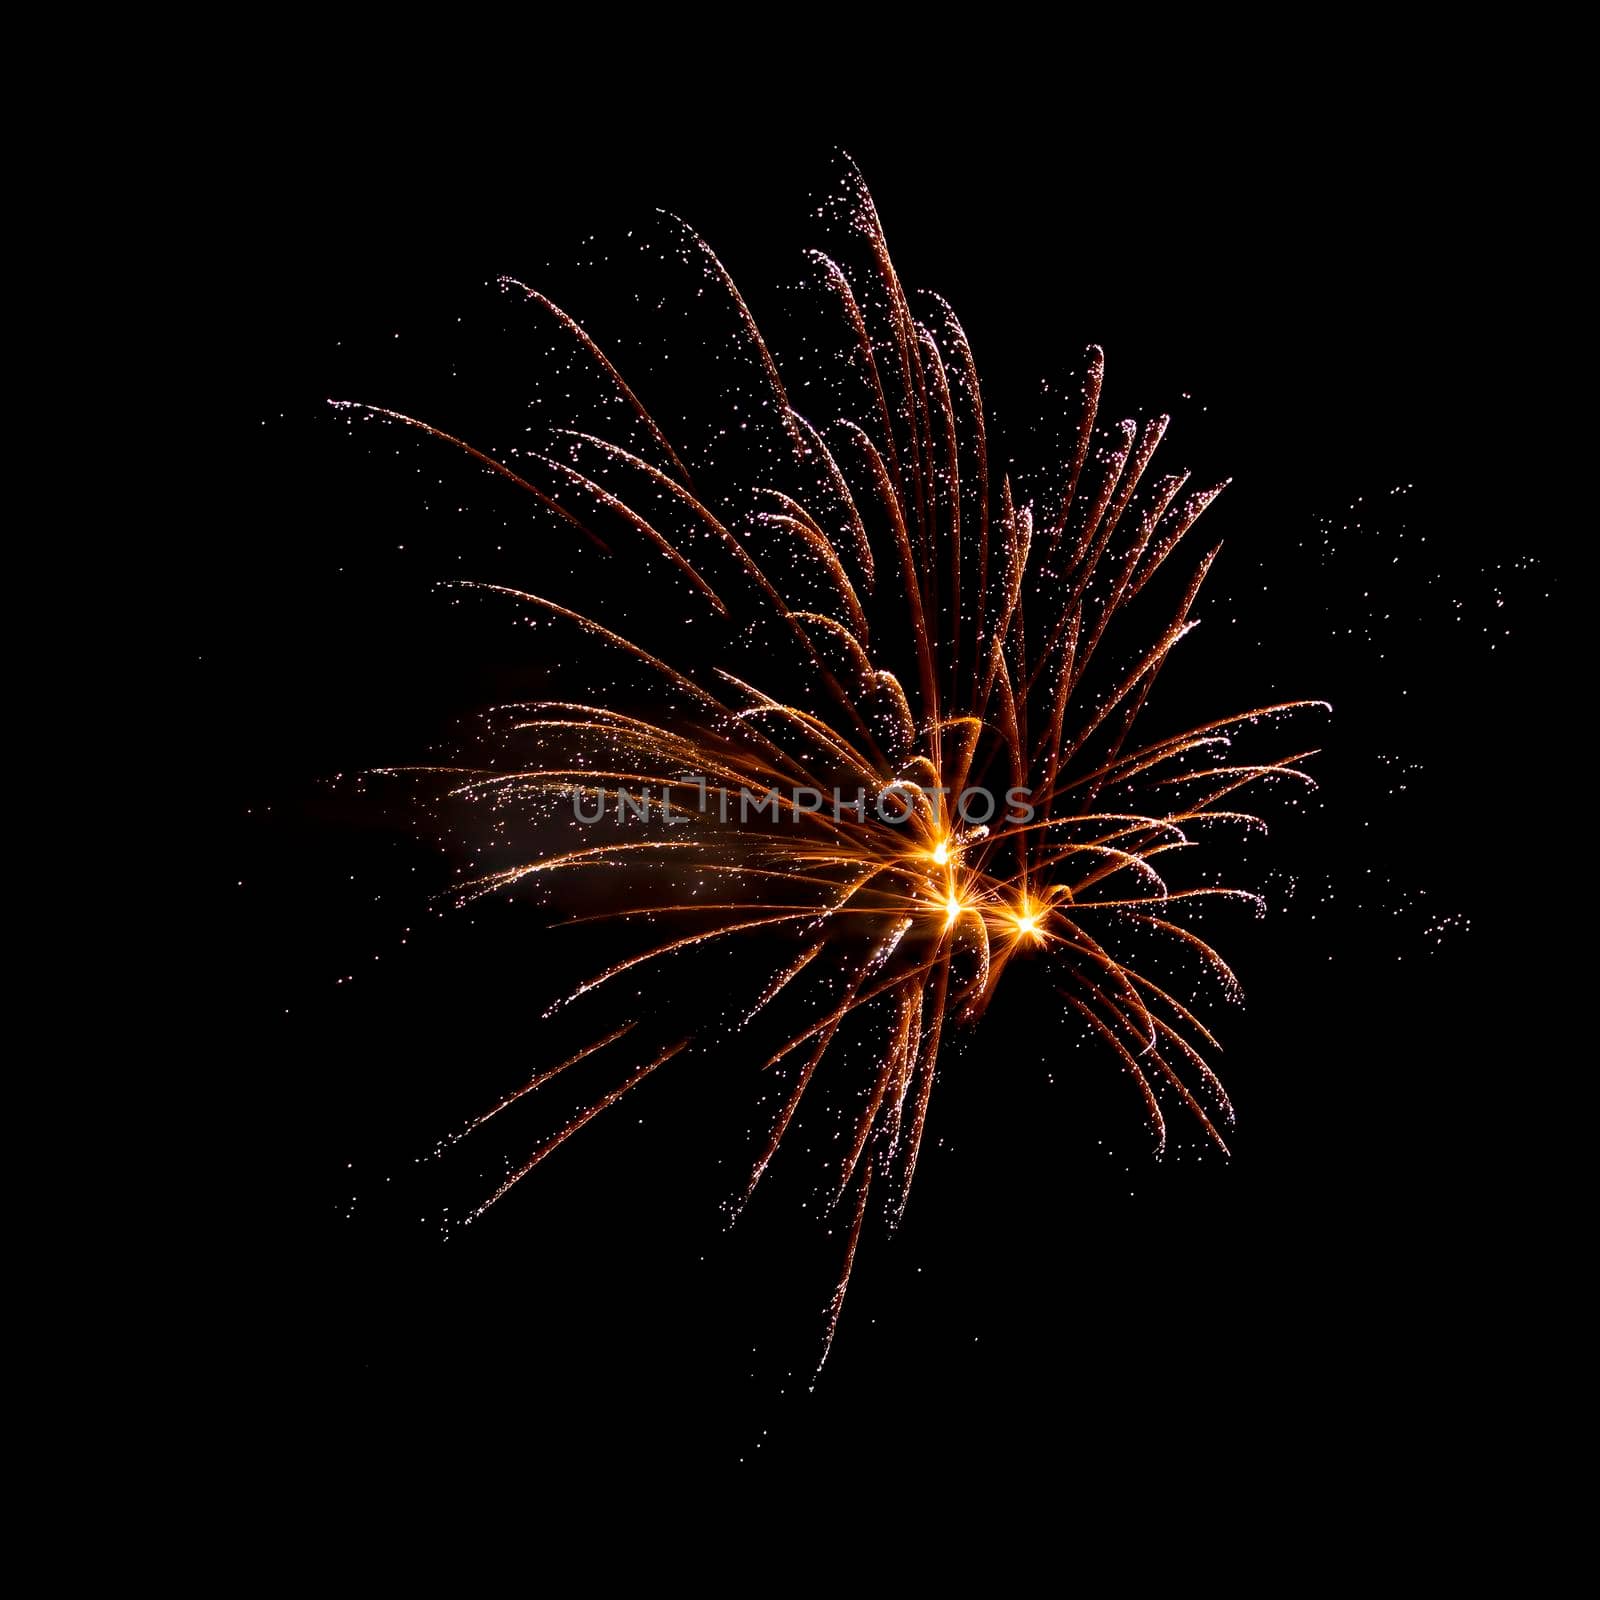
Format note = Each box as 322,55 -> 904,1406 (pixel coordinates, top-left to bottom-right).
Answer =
331,164 -> 1327,1366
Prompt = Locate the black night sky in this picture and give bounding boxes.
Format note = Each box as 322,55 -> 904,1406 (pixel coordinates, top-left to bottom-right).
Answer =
204,117 -> 1564,1492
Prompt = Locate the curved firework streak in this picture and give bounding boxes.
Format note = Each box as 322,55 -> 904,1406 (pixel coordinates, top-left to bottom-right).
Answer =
333,166 -> 1327,1365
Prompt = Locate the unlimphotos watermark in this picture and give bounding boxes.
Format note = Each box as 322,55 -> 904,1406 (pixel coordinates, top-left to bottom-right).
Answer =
570,779 -> 1035,826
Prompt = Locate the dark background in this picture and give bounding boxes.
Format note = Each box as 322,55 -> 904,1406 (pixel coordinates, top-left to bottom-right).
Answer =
199,117 -> 1564,1490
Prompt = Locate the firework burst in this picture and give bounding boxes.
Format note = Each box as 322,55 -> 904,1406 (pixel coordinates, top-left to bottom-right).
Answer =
332,164 -> 1325,1363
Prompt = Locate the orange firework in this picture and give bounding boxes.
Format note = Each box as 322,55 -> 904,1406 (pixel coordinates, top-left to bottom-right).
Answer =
333,164 -> 1326,1363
